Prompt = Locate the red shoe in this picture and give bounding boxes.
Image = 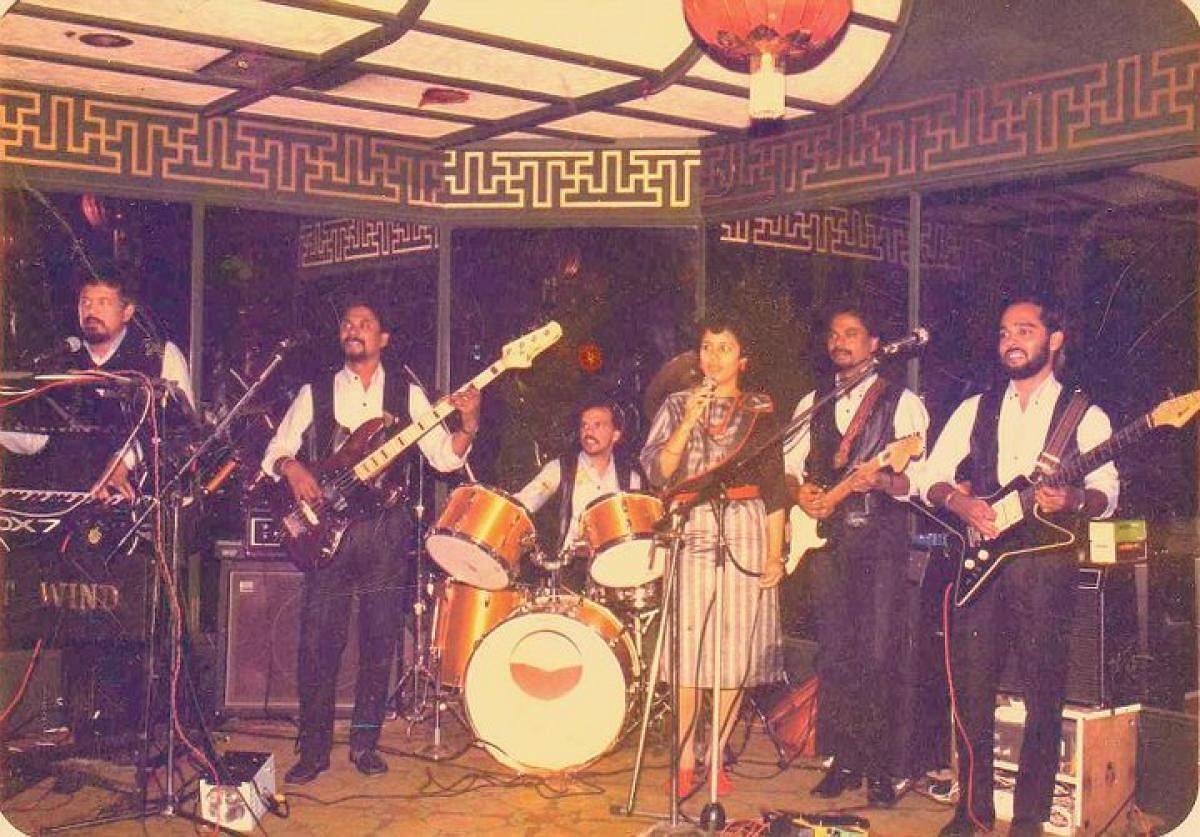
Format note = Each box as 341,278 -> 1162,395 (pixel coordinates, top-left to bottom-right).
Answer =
664,768 -> 698,799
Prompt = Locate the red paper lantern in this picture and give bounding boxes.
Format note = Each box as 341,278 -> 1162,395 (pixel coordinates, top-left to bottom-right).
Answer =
578,341 -> 604,374
683,0 -> 852,118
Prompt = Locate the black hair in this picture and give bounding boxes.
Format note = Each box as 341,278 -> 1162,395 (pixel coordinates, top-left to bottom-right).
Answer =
339,298 -> 390,332
76,258 -> 135,304
820,301 -> 882,338
1001,291 -> 1065,334
696,312 -> 751,358
576,395 -> 626,433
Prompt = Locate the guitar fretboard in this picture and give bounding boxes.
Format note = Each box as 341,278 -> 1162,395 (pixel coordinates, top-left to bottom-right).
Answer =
351,362 -> 503,482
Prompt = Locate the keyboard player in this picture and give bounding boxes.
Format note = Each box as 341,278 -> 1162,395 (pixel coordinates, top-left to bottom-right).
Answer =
1,261 -> 193,500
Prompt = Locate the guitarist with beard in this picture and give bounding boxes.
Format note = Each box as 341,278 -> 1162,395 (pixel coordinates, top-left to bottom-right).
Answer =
920,293 -> 1118,837
260,301 -> 481,785
783,305 -> 929,807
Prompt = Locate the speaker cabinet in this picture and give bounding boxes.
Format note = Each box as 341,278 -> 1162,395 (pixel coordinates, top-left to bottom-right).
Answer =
217,546 -> 361,717
999,564 -> 1139,706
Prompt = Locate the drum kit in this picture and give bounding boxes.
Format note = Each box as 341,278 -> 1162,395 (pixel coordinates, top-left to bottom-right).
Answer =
409,483 -> 667,776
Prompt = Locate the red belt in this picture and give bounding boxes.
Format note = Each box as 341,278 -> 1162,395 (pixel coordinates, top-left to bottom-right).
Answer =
672,485 -> 760,505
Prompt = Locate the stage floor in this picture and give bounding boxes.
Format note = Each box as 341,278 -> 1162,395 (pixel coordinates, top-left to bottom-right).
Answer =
0,708 -> 1155,836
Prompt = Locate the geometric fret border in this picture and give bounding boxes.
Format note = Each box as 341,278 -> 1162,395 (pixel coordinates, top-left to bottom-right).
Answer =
702,43 -> 1200,214
2,43 -> 1197,221
299,218 -> 438,269
720,209 -> 963,272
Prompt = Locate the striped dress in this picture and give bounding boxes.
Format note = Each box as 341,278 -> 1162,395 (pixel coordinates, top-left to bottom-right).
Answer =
640,391 -> 786,688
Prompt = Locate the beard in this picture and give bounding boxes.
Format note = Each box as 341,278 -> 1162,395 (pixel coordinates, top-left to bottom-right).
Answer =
1002,343 -> 1051,380
342,339 -> 366,361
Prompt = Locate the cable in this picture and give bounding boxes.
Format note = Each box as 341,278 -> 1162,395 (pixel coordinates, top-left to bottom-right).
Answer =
942,582 -> 989,831
0,639 -> 44,724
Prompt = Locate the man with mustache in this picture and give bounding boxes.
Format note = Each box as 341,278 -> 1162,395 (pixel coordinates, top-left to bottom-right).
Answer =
784,304 -> 929,807
918,294 -> 1118,837
261,301 -> 481,784
1,263 -> 194,497
514,396 -> 644,588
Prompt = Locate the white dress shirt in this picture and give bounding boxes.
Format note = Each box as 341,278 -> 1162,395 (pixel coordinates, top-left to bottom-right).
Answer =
514,452 -> 643,547
260,365 -> 467,478
916,374 -> 1119,517
783,373 -> 930,495
0,328 -> 193,457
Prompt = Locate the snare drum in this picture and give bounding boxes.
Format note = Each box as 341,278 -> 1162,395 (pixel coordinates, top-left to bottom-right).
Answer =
462,596 -> 636,774
426,484 -> 534,590
431,581 -> 526,688
582,491 -> 665,588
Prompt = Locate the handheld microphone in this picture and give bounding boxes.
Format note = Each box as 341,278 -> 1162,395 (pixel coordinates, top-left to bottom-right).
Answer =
878,327 -> 930,357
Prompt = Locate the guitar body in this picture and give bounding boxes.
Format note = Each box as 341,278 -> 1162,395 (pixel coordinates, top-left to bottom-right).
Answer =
785,505 -> 827,574
273,417 -> 392,572
921,476 -> 1076,607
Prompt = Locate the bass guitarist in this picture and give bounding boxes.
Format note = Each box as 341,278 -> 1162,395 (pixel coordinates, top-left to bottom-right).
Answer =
783,304 -> 929,807
919,293 -> 1118,837
260,301 -> 481,785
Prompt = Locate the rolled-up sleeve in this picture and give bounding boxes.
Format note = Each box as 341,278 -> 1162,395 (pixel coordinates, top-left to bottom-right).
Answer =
260,385 -> 314,479
639,395 -> 683,488
513,459 -> 561,514
411,384 -> 467,474
914,395 -> 980,505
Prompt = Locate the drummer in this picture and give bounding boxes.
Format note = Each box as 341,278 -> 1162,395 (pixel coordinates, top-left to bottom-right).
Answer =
513,395 -> 646,588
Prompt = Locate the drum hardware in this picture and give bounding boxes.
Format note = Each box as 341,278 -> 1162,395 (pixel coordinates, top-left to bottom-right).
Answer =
426,484 -> 534,590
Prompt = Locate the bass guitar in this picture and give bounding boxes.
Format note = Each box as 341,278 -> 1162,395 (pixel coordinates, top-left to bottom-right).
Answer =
919,389 -> 1200,607
273,321 -> 562,571
785,433 -> 924,574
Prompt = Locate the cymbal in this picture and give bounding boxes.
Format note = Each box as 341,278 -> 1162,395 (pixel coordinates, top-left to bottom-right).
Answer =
642,350 -> 698,423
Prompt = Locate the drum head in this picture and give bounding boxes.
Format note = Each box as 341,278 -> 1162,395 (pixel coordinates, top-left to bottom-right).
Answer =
425,534 -> 511,590
463,610 -> 628,774
589,540 -> 664,588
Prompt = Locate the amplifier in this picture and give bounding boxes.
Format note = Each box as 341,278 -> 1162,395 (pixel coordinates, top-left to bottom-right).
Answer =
244,507 -> 285,559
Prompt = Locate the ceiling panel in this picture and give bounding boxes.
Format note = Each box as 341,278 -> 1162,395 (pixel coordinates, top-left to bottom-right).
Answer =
855,0 -> 905,22
26,0 -> 376,55
0,14 -> 229,72
242,94 -> 469,138
543,110 -> 710,140
316,73 -> 543,120
333,0 -> 412,13
421,0 -> 693,70
621,84 -> 811,127
0,54 -> 233,105
362,30 -> 636,98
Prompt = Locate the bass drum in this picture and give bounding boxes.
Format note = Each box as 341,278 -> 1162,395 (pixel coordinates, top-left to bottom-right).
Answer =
462,597 -> 636,774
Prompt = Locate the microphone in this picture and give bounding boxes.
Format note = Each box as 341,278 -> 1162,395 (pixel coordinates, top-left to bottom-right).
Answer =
28,335 -> 83,367
878,327 -> 930,357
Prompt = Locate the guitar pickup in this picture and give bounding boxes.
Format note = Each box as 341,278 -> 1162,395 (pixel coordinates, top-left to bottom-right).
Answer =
989,492 -> 1025,535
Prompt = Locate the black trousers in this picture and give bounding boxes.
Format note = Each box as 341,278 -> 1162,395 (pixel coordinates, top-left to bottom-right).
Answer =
295,508 -> 410,760
812,506 -> 909,776
948,551 -> 1075,824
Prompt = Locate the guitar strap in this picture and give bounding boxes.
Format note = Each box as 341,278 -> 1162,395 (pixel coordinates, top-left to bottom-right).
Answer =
1035,389 -> 1090,479
832,378 -> 888,470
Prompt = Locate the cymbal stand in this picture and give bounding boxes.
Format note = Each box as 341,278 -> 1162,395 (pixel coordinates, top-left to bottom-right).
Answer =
612,510 -> 702,835
391,459 -> 441,723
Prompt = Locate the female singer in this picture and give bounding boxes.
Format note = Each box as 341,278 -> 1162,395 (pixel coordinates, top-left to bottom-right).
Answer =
640,314 -> 787,797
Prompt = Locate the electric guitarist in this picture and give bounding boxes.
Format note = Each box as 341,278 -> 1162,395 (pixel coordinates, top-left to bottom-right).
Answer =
919,294 -> 1119,837
782,305 -> 930,808
260,301 -> 482,786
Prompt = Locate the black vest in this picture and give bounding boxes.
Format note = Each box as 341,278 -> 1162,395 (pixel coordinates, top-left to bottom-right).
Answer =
963,384 -> 1082,496
552,451 -> 643,551
50,333 -> 167,490
806,377 -> 903,486
306,366 -> 413,474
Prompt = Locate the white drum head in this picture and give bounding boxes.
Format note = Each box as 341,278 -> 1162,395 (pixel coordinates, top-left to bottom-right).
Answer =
463,611 -> 628,774
425,534 -> 510,590
589,540 -> 663,588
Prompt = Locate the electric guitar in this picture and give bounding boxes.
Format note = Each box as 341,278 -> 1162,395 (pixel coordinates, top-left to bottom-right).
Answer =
785,433 -> 924,574
273,321 -> 562,571
919,389 -> 1200,608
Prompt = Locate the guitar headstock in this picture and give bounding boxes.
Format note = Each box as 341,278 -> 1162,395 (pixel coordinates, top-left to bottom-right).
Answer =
884,432 -> 924,472
499,321 -> 563,370
1150,390 -> 1200,429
